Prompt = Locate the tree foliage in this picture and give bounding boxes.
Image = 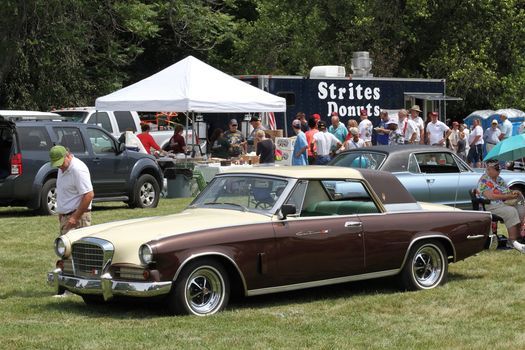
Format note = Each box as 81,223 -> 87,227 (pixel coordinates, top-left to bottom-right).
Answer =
1,0 -> 525,117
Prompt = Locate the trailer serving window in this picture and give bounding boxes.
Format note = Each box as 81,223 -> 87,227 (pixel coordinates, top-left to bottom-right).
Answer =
277,92 -> 295,107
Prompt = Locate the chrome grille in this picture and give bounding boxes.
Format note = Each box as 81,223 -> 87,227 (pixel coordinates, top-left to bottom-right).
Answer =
71,238 -> 114,278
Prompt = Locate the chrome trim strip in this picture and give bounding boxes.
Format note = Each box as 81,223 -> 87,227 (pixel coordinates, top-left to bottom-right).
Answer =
173,252 -> 248,292
47,271 -> 172,299
467,235 -> 484,240
246,269 -> 399,296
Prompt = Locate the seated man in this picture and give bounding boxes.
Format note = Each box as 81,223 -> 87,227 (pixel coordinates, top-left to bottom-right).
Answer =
477,160 -> 525,253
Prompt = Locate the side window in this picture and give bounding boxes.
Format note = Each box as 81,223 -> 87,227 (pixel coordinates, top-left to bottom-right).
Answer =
53,127 -> 86,153
285,180 -> 308,214
17,126 -> 51,151
416,152 -> 459,173
86,112 -> 113,134
87,128 -> 116,154
301,180 -> 379,217
407,154 -> 420,173
114,111 -> 137,133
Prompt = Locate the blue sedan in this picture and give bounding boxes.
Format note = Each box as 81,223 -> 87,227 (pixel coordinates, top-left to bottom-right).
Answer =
329,145 -> 525,210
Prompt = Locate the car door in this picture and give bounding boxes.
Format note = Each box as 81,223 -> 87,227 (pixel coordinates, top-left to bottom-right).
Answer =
84,127 -> 130,196
272,179 -> 367,286
393,153 -> 432,202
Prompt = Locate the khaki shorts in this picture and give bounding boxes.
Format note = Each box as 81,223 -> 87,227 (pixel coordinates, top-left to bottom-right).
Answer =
59,211 -> 92,235
487,202 -> 521,229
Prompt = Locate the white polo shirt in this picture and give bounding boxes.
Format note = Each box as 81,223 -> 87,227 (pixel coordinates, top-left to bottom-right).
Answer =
426,121 -> 450,145
412,116 -> 425,142
56,156 -> 93,214
500,119 -> 513,139
313,131 -> 340,156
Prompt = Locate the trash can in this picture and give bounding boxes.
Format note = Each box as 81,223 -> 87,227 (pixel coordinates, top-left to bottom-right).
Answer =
164,168 -> 193,198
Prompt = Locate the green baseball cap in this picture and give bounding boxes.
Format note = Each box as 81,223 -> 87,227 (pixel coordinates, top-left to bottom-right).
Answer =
49,145 -> 67,167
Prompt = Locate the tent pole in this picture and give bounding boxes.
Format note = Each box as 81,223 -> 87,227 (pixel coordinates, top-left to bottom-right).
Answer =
283,112 -> 288,137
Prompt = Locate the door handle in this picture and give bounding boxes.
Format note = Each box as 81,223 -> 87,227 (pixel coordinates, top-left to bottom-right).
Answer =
345,221 -> 362,228
426,178 -> 435,183
93,157 -> 101,163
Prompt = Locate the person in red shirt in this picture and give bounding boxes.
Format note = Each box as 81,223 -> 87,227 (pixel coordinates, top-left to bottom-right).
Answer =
137,124 -> 161,154
305,117 -> 319,164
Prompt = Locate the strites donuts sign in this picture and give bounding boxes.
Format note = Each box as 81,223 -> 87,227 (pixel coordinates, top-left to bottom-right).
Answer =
317,81 -> 382,117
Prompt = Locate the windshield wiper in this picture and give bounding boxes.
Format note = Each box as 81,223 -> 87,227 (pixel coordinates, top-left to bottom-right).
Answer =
203,202 -> 248,212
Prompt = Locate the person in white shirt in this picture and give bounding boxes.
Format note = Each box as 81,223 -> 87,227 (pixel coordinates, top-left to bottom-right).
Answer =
448,121 -> 460,152
49,145 -> 94,235
426,112 -> 451,146
358,109 -> 373,146
483,119 -> 501,153
461,123 -> 470,156
397,109 -> 417,144
311,121 -> 342,165
467,119 -> 484,168
343,127 -> 365,150
499,114 -> 514,141
409,105 -> 425,144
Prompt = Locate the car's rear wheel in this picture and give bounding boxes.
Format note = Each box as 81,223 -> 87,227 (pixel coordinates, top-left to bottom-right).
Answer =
399,240 -> 448,290
168,259 -> 230,316
129,174 -> 160,209
38,178 -> 57,215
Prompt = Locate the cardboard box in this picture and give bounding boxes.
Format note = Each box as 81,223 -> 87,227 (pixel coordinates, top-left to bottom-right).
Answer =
265,129 -> 283,140
240,154 -> 260,165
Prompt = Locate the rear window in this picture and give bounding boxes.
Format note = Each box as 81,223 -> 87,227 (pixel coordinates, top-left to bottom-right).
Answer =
114,111 -> 137,133
17,126 -> 52,151
330,151 -> 386,170
55,111 -> 88,122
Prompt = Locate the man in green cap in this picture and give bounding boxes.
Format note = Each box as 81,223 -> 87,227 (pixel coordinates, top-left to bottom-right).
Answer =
49,145 -> 94,235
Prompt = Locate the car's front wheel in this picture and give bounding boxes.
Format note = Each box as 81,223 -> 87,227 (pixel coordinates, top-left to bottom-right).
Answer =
168,259 -> 230,316
129,174 -> 160,209
38,178 -> 57,215
399,240 -> 448,290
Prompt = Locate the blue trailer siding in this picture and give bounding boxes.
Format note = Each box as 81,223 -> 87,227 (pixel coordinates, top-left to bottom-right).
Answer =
241,76 -> 444,130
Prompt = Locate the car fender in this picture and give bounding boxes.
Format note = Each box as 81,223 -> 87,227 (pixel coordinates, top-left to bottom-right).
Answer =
127,157 -> 164,192
28,163 -> 57,209
172,250 -> 248,294
399,233 -> 456,271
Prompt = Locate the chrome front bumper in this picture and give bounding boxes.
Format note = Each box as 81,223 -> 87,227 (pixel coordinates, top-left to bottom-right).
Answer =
47,268 -> 172,300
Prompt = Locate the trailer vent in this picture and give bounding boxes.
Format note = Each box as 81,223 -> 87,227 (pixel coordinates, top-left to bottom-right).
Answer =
309,66 -> 346,78
351,51 -> 373,77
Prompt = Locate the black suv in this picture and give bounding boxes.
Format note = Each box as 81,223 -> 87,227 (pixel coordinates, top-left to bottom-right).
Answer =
0,117 -> 164,214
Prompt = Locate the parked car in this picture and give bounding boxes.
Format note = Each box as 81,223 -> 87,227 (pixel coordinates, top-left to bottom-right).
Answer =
0,116 -> 163,214
48,166 -> 493,316
53,107 -> 174,149
329,145 -> 525,210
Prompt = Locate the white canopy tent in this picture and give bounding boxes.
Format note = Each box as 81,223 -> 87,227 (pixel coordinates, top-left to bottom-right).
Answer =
95,55 -> 286,113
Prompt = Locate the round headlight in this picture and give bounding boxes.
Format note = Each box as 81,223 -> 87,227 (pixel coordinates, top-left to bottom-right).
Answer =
54,237 -> 70,258
139,244 -> 154,264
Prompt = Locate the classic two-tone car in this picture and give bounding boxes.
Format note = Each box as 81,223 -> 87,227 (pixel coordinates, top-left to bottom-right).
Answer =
329,145 -> 525,210
48,166 -> 494,316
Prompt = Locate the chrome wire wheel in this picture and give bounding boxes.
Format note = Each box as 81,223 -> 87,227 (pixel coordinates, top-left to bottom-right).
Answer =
139,182 -> 155,206
184,265 -> 225,316
410,244 -> 445,289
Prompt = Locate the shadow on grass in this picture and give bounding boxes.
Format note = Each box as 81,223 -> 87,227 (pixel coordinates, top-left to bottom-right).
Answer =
230,277 -> 401,311
0,204 -> 131,218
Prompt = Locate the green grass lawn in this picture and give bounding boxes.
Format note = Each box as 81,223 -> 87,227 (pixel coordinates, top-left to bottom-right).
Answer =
1,199 -> 524,349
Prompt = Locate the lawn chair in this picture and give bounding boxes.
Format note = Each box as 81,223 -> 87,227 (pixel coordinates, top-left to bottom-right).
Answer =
469,188 -> 508,249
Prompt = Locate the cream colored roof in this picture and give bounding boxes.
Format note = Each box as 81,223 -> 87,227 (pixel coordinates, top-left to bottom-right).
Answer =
220,165 -> 364,179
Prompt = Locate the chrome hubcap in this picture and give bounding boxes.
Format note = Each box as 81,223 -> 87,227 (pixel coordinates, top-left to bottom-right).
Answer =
412,245 -> 443,288
47,188 -> 57,214
185,266 -> 224,315
140,182 -> 155,206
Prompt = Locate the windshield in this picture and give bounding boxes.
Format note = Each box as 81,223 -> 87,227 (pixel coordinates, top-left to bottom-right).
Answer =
54,111 -> 89,122
190,175 -> 289,213
330,151 -> 386,170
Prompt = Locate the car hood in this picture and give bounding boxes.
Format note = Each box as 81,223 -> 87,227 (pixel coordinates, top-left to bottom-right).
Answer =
63,208 -> 270,265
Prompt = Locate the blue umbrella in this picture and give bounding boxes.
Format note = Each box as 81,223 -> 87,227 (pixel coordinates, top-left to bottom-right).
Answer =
483,133 -> 525,162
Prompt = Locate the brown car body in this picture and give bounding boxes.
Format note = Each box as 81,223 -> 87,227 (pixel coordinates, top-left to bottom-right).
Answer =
48,166 -> 494,316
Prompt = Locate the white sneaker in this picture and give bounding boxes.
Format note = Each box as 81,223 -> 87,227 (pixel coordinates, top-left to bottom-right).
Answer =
52,290 -> 72,298
510,240 -> 525,254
